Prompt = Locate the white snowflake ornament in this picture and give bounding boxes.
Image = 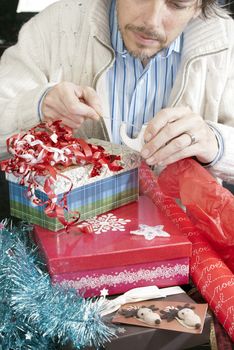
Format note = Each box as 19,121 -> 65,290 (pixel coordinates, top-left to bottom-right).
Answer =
85,213 -> 131,234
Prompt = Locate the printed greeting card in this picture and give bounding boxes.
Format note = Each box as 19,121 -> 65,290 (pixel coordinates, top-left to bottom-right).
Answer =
112,300 -> 208,334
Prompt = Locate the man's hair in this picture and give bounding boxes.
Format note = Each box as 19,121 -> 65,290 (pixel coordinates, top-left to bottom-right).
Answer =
200,0 -> 230,18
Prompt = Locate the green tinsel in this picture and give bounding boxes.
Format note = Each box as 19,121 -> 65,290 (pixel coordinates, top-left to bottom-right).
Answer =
0,220 -> 115,350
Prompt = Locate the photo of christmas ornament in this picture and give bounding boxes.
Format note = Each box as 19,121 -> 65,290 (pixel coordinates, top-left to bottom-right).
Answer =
119,304 -> 161,326
160,303 -> 201,329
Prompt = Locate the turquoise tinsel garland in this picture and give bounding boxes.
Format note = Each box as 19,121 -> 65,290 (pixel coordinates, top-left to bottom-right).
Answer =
0,220 -> 115,350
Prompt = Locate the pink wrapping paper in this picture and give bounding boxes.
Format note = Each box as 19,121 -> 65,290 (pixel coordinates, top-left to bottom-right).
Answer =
139,162 -> 234,341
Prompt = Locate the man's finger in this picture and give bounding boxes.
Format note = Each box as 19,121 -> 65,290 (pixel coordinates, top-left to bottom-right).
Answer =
57,85 -> 98,120
144,106 -> 191,142
144,133 -> 198,165
74,86 -> 103,117
71,100 -> 100,120
78,86 -> 103,116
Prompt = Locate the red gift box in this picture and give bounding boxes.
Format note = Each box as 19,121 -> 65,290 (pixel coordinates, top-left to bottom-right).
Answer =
33,196 -> 192,297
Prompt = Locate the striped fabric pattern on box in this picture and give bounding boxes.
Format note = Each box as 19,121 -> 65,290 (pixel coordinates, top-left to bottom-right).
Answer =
9,168 -> 139,231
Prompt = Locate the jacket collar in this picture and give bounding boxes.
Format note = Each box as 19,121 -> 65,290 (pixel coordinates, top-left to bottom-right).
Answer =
89,0 -> 112,45
182,14 -> 230,60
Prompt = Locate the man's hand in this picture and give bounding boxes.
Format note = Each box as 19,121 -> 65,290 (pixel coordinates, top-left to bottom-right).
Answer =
41,82 -> 103,128
141,106 -> 219,166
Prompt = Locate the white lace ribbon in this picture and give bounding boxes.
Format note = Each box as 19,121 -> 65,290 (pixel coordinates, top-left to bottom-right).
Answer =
100,285 -> 185,316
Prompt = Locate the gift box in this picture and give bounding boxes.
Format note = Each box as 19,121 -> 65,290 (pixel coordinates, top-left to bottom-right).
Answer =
33,196 -> 192,297
6,139 -> 140,231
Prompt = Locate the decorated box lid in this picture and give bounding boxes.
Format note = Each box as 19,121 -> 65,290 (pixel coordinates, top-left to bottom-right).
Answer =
33,196 -> 192,274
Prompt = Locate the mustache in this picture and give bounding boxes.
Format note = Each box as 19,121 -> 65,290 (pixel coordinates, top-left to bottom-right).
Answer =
125,24 -> 166,43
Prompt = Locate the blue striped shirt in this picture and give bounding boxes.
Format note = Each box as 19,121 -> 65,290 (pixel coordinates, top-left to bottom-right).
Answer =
106,0 -> 183,144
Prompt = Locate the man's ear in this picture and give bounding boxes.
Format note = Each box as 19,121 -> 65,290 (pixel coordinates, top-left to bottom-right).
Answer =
193,8 -> 201,18
193,1 -> 202,18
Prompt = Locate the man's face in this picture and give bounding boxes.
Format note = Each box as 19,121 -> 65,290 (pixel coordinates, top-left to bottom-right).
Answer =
116,0 -> 200,60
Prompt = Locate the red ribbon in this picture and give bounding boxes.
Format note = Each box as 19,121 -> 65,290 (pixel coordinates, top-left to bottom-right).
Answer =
1,121 -> 123,231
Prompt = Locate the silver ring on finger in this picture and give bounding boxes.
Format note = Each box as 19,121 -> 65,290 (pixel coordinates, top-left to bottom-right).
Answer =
184,132 -> 196,146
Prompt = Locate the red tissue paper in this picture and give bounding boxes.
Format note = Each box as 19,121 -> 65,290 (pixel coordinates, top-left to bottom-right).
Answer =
158,158 -> 234,272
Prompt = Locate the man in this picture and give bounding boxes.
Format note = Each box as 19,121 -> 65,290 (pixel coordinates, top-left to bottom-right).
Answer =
0,0 -> 234,183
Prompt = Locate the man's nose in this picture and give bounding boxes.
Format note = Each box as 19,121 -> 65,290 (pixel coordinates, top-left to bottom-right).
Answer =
142,0 -> 165,27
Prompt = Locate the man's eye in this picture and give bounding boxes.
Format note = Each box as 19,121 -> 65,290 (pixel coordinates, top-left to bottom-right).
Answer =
167,1 -> 190,9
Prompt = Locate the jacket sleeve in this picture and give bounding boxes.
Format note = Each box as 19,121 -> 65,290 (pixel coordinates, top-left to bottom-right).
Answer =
206,122 -> 234,184
208,20 -> 234,184
0,10 -> 55,160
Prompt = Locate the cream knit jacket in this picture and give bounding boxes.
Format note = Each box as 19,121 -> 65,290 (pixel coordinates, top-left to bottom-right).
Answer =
0,0 -> 234,183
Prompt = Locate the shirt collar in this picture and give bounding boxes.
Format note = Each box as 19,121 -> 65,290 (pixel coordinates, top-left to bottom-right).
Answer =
109,0 -> 183,59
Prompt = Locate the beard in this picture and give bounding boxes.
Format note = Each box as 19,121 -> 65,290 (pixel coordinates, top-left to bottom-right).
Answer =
119,23 -> 167,60
127,46 -> 155,61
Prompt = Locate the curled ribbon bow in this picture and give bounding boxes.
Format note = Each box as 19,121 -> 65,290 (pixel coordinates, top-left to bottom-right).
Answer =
1,121 -> 123,232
